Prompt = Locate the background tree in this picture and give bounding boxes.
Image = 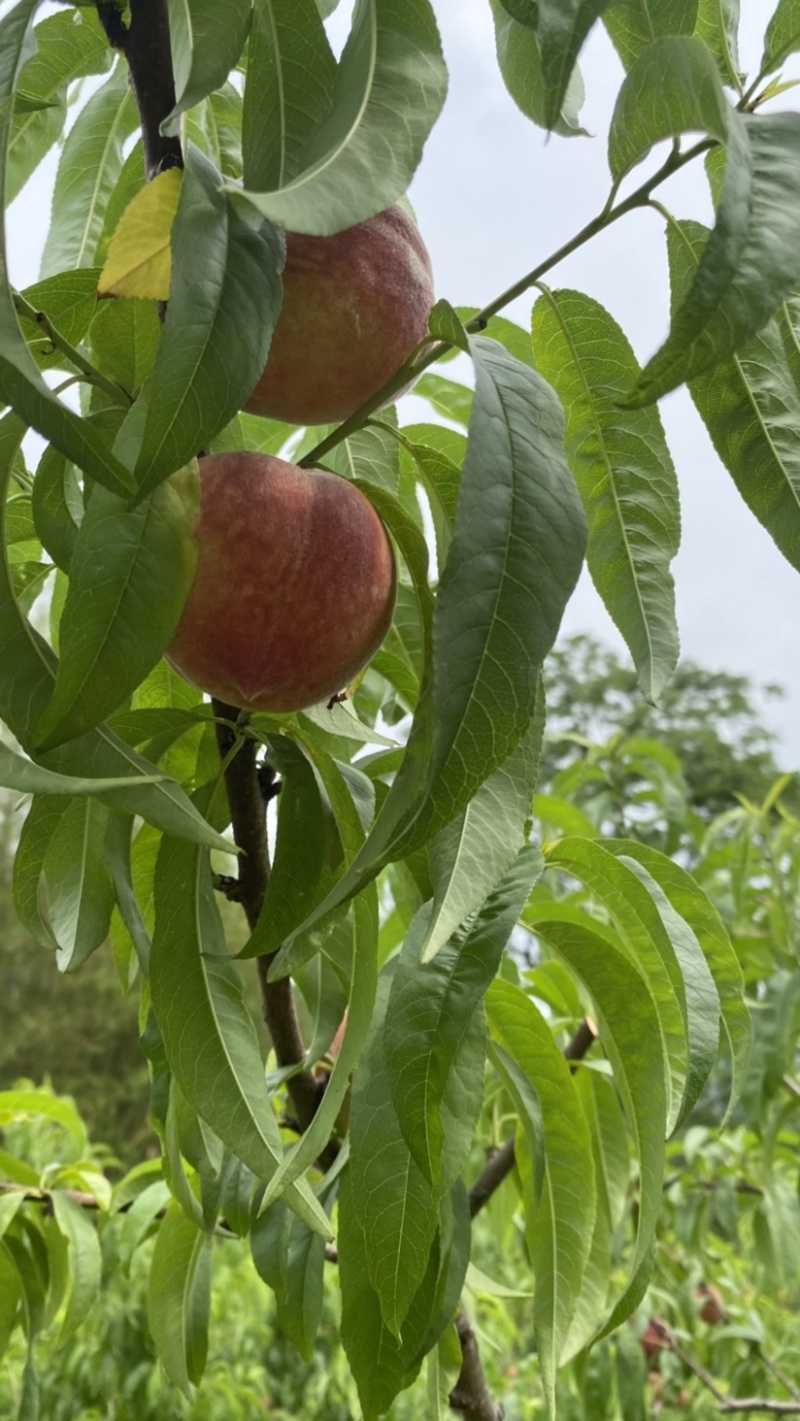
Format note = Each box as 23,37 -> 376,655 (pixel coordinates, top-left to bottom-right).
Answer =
0,1 -> 798,1417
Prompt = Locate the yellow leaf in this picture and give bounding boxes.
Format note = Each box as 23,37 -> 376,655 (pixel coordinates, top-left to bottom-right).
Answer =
98,168 -> 183,301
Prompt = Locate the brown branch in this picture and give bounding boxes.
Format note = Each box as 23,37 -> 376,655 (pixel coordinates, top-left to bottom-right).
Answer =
212,704 -> 321,1133
468,1016 -> 599,1219
449,1312 -> 505,1420
96,0 -> 183,181
718,1402 -> 800,1416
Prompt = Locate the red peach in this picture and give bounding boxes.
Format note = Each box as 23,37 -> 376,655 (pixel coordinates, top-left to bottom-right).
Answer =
166,453 -> 396,713
244,204 -> 434,426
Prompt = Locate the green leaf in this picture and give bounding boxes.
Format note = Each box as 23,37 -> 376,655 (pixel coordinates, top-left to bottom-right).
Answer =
348,966 -> 440,1337
666,218 -> 800,572
762,0 -> 800,76
42,796 -> 116,971
7,7 -> 111,206
40,63 -> 138,278
147,1205 -> 210,1394
51,1194 -> 101,1345
89,298 -> 161,398
325,419 -> 401,495
0,1089 -> 87,1152
0,738 -> 167,798
117,146 -> 284,498
616,852 -> 720,1125
607,35 -> 730,181
31,445 -> 81,573
386,844 -> 542,1188
278,1183 -> 337,1360
604,839 -> 751,1114
420,695 -> 544,963
242,0 -> 336,192
239,737 -> 327,958
531,919 -> 666,1334
628,112 -> 800,407
414,372 -> 473,427
13,796 -> 66,949
546,838 -> 688,1132
535,0 -> 612,130
35,463 -> 200,750
0,10 -> 133,498
233,0 -> 448,235
338,1168 -> 431,1418
149,831 -> 331,1238
421,336 -> 585,839
602,0 -> 698,71
167,0 -> 251,125
694,0 -> 740,87
0,1244 -> 21,1365
532,288 -> 680,701
16,268 -> 100,371
428,299 -> 470,352
261,885 -> 378,1204
487,981 -> 595,1414
489,0 -> 587,137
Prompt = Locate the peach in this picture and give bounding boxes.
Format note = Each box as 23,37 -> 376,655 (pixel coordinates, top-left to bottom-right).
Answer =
166,453 -> 396,712
244,204 -> 434,426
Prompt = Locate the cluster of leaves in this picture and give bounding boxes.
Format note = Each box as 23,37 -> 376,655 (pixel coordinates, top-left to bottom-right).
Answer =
1,0 -> 799,1416
1,750 -> 798,1418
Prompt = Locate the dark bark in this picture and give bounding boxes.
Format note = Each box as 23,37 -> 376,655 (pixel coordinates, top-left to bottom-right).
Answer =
449,1313 -> 505,1421
96,0 -> 183,180
212,705 -> 321,1132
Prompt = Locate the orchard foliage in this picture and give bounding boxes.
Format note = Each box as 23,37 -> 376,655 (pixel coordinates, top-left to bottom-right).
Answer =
0,0 -> 798,1415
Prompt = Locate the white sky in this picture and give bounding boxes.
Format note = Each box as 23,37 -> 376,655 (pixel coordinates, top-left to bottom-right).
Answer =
6,0 -> 800,763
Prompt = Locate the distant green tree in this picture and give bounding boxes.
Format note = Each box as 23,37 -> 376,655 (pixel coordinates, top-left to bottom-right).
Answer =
544,635 -> 786,817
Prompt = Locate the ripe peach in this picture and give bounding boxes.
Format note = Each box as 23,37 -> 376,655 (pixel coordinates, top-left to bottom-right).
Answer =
166,453 -> 396,712
244,204 -> 434,426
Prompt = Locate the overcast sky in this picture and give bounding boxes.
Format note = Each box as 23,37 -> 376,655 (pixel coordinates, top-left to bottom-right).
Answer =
7,0 -> 800,763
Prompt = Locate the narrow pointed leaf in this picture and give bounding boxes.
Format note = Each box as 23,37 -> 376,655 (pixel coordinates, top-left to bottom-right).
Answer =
167,0 -> 251,124
487,980 -> 595,1413
763,0 -> 800,76
260,884 -> 378,1202
7,7 -> 111,206
13,796 -> 67,950
667,217 -> 800,571
42,796 -> 115,971
533,289 -> 680,701
605,838 -> 751,1111
40,64 -> 137,278
386,845 -> 542,1186
35,464 -> 200,750
422,336 -> 586,839
546,837 -> 688,1131
51,1195 -> 101,1345
338,1170 -> 428,1419
628,112 -> 800,406
490,0 -> 587,136
150,832 -> 331,1237
232,0 -> 448,235
536,0 -> 612,130
533,919 -> 667,1333
119,145 -> 284,498
420,689 -> 544,965
147,1205 -> 210,1395
242,0 -> 337,193
348,968 -> 440,1337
